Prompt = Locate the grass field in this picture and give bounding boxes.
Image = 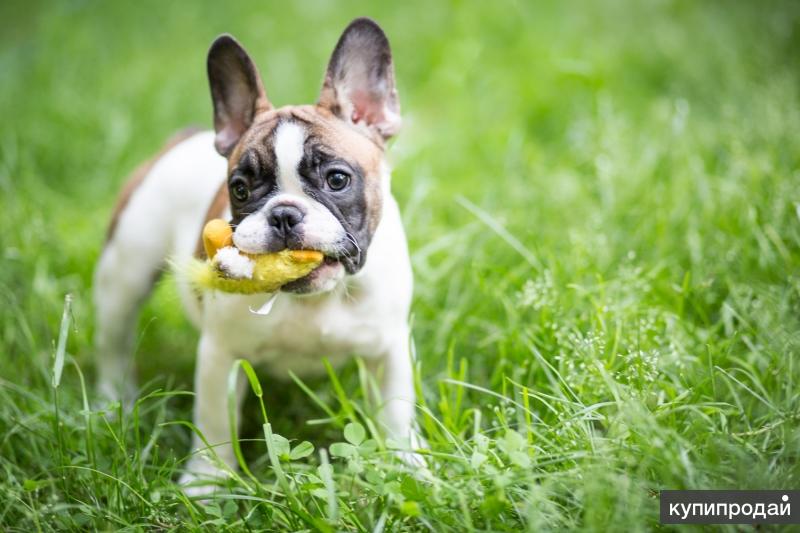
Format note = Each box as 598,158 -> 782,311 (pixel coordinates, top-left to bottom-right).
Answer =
2,0 -> 800,530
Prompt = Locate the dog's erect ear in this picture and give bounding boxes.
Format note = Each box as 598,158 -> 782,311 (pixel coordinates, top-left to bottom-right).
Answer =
207,35 -> 272,156
318,18 -> 401,140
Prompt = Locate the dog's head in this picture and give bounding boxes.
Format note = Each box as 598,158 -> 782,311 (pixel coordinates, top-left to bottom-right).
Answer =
207,18 -> 400,294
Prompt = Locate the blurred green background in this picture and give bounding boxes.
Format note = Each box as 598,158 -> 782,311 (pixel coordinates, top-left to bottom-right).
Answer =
1,0 -> 799,530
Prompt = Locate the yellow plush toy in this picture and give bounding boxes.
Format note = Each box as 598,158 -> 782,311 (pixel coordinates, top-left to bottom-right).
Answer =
191,219 -> 324,294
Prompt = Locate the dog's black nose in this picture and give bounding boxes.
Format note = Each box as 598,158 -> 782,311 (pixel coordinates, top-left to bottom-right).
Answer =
268,205 -> 305,238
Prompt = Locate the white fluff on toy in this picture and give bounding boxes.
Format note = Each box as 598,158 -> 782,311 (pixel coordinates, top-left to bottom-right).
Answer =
213,246 -> 255,279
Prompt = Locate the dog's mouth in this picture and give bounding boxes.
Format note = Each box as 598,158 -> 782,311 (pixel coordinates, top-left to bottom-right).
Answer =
287,239 -> 362,274
280,254 -> 345,294
314,254 -> 342,272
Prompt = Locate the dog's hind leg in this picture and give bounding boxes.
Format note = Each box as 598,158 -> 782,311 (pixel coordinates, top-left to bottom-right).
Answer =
92,128 -> 212,403
93,237 -> 164,402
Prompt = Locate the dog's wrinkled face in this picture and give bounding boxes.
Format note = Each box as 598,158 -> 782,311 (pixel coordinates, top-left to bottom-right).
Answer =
207,18 -> 401,293
227,109 -> 385,292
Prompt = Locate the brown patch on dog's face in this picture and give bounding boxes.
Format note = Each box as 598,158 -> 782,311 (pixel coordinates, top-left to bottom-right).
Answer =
302,105 -> 386,236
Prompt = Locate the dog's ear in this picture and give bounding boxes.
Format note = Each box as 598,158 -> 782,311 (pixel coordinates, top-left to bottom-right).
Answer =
318,18 -> 401,140
207,35 -> 272,156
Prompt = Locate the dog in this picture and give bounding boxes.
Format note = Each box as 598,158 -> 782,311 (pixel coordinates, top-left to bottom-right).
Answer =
93,18 -> 418,494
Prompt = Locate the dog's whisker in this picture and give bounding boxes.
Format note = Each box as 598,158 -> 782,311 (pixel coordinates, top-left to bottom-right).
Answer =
345,232 -> 362,254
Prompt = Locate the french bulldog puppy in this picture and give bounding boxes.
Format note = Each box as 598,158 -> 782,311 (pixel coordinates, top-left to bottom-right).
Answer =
93,18 -> 418,493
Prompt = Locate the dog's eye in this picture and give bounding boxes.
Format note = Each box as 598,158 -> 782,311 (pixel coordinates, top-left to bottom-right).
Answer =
230,180 -> 249,203
326,171 -> 350,191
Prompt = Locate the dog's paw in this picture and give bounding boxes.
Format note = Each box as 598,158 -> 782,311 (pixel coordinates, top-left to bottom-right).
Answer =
179,458 -> 228,501
96,378 -> 137,414
392,431 -> 429,469
396,448 -> 427,467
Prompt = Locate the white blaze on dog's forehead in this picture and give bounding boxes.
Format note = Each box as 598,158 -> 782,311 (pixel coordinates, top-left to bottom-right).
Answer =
274,121 -> 306,195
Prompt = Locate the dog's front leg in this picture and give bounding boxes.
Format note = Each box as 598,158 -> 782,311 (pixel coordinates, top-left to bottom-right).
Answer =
378,330 -> 425,457
180,333 -> 243,496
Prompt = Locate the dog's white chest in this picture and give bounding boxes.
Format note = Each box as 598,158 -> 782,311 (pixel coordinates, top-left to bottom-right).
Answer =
201,283 -> 401,376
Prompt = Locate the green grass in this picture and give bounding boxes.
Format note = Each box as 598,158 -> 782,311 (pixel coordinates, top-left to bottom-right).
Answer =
1,0 -> 800,530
